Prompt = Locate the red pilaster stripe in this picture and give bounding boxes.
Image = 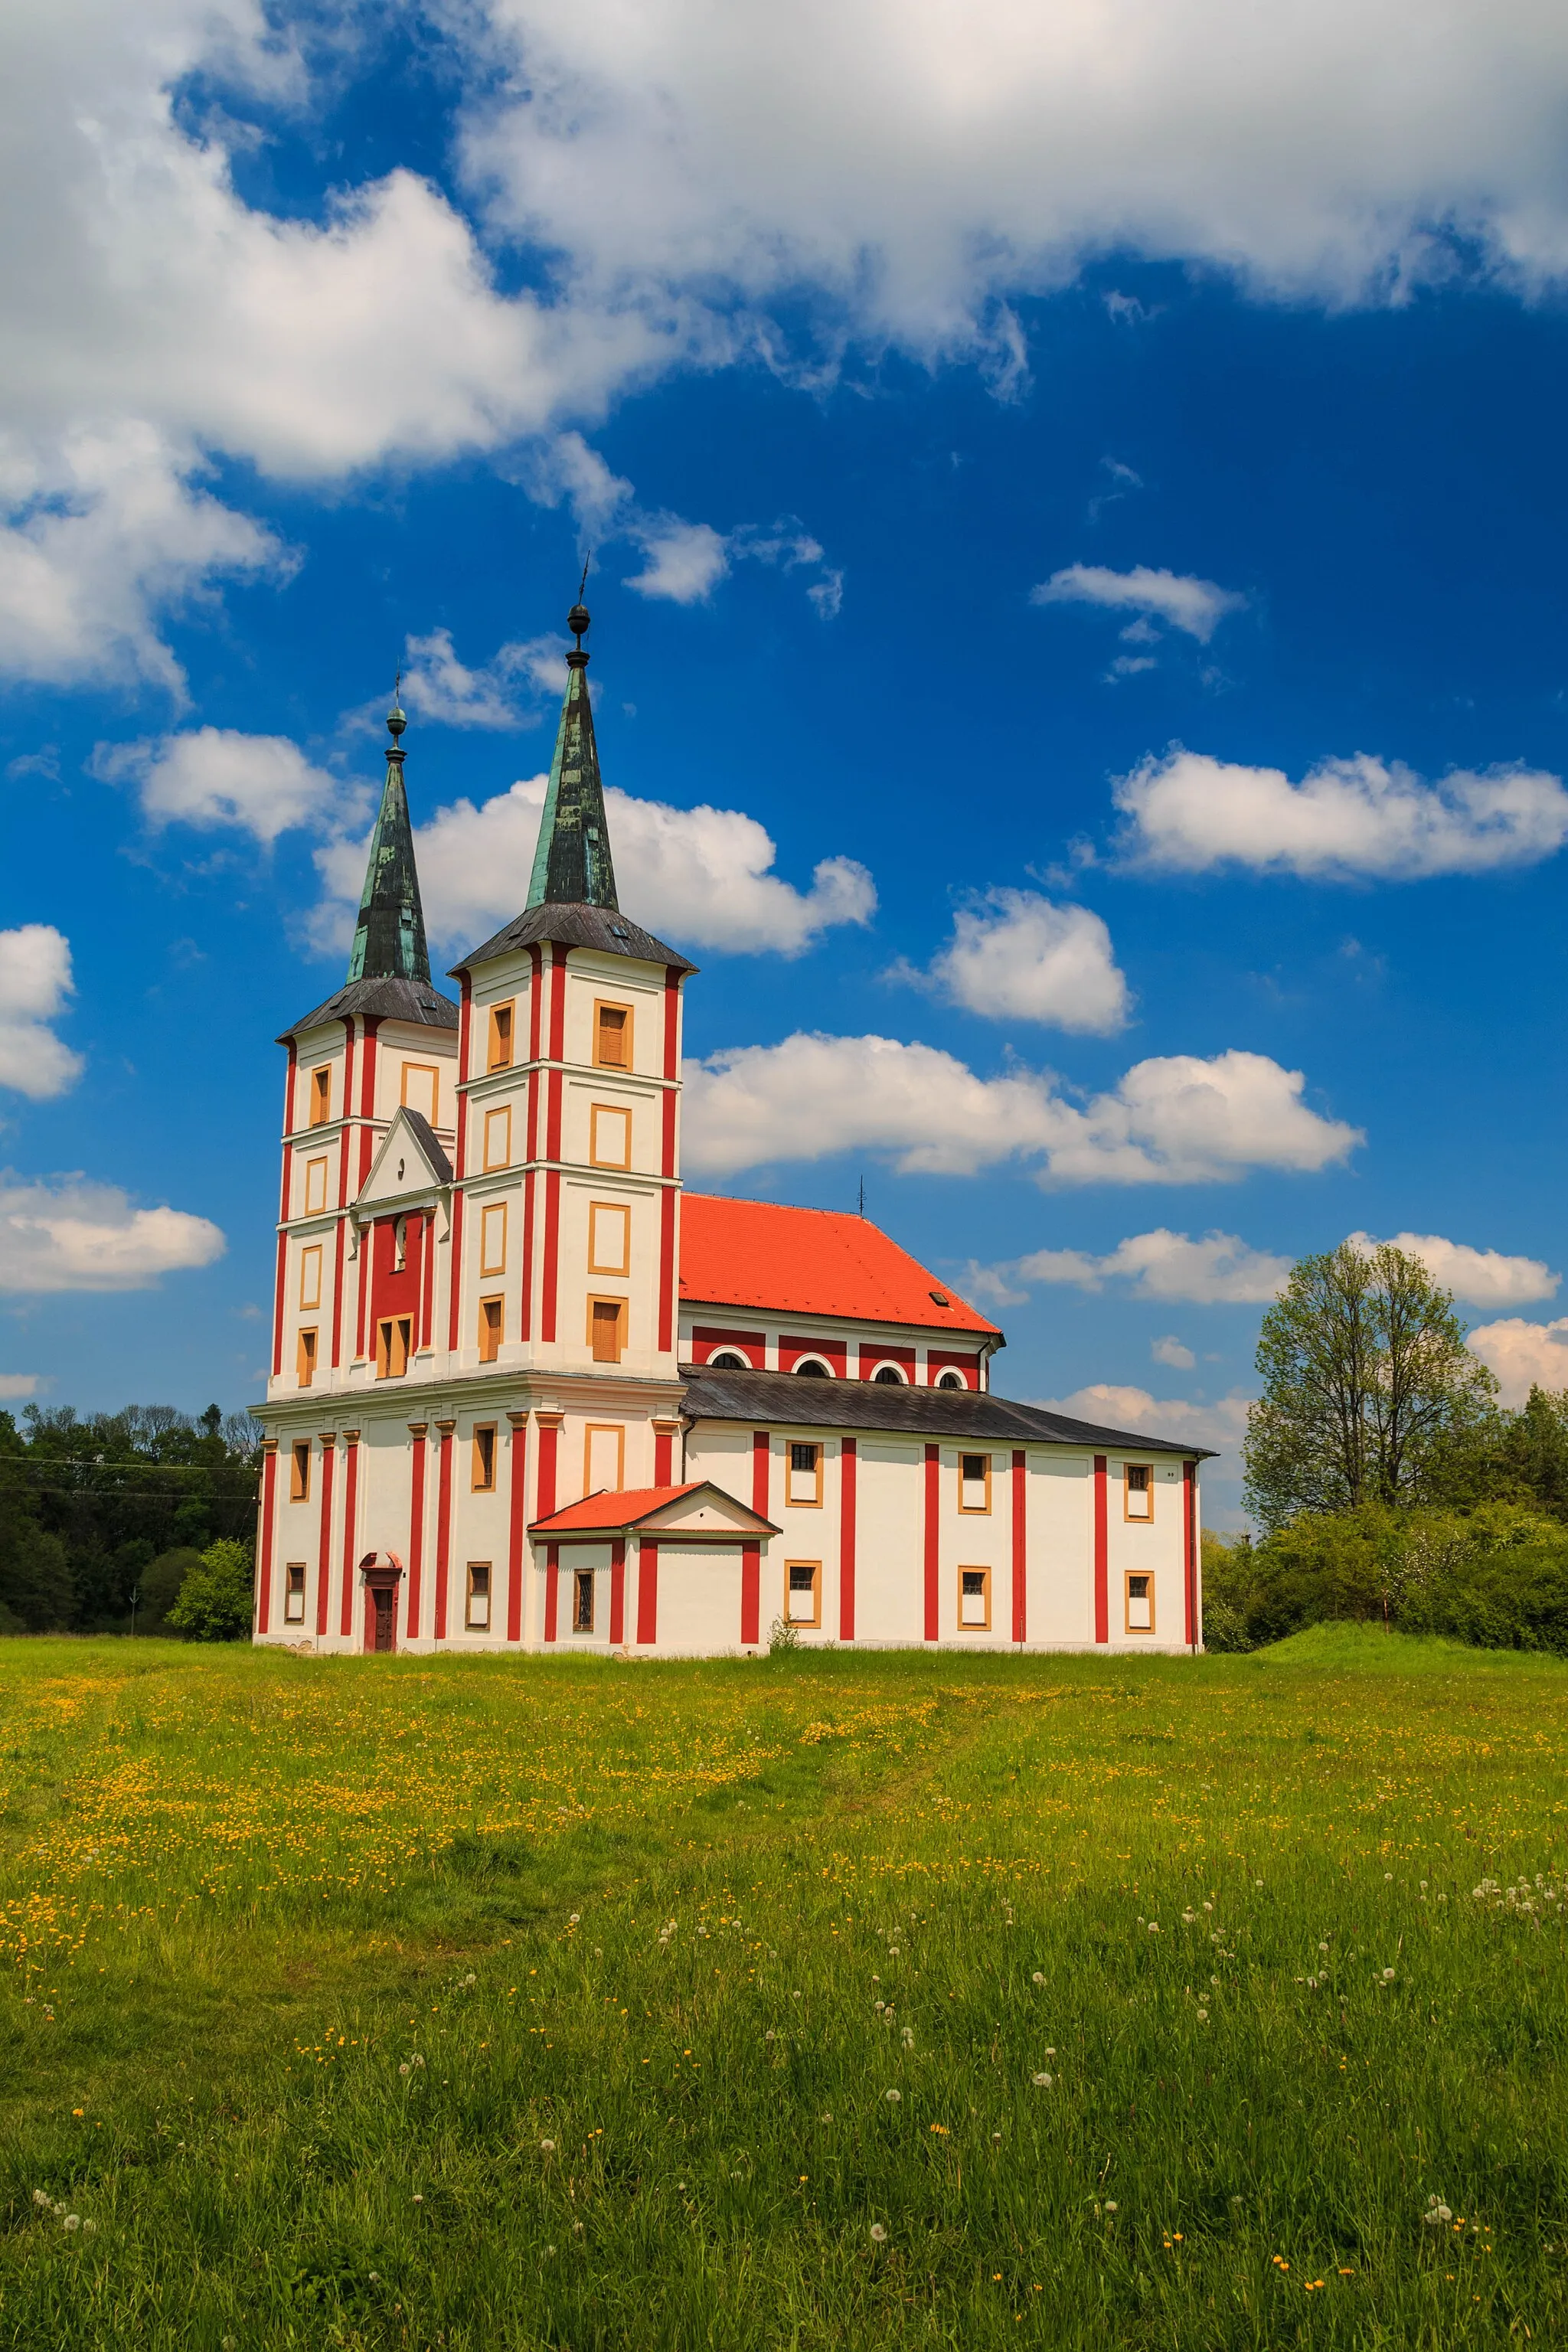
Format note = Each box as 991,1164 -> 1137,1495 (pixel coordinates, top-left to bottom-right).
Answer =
1011,1449 -> 1027,1645
339,1434 -> 360,1637
433,1423 -> 455,1639
420,1209 -> 436,1351
255,1446 -> 277,1634
536,1419 -> 560,1521
740,1540 -> 760,1646
1184,1459 -> 1197,1649
272,1234 -> 289,1380
315,1437 -> 337,1637
273,1042 -> 297,1377
528,942 -> 543,1066
1093,1455 -> 1109,1644
548,941 -> 567,1063
751,1428 -> 769,1517
446,1187 -> 465,1352
354,1220 -> 370,1364
359,1018 -> 380,1170
330,1215 -> 346,1370
609,1538 -> 627,1645
541,1169 -> 560,1342
839,1438 -> 857,1643
658,1184 -> 676,1354
637,1539 -> 660,1645
506,1416 -> 528,1643
519,1167 -> 537,1341
923,1443 -> 940,1642
544,1542 -> 560,1642
406,1425 -> 427,1639
447,977 -> 472,1353
653,1424 -> 675,1488
663,965 -> 681,1079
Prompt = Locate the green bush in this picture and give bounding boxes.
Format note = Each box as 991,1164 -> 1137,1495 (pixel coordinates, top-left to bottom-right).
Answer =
165,1539 -> 254,1642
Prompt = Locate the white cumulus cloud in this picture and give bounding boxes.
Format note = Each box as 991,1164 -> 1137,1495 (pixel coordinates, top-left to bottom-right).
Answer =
1151,1335 -> 1196,1370
1467,1318 -> 1568,1408
1348,1230 -> 1559,1308
1031,565 -> 1246,642
0,926 -> 83,1099
100,727 -> 351,844
973,1227 -> 1292,1306
910,890 -> 1129,1034
0,1172 -> 224,1292
1116,749 -> 1568,879
1040,1381 -> 1252,1457
682,1037 -> 1358,1182
0,1373 -> 41,1400
312,773 -> 876,960
625,518 -> 730,604
398,628 -> 566,730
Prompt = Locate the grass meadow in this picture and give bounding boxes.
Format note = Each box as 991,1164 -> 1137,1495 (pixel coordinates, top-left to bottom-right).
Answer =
1,1629 -> 1565,2350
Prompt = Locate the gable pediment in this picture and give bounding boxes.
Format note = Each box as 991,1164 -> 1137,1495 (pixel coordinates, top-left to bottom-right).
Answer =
354,1107 -> 454,1216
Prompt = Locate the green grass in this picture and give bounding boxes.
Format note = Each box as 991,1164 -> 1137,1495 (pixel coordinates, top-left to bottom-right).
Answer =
2,1636 -> 1565,2350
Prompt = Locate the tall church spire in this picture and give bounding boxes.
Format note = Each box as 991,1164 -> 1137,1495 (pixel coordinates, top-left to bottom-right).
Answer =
526,593 -> 619,911
348,689 -> 432,982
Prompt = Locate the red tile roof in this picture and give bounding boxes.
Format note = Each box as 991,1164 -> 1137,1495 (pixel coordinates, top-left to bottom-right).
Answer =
531,1484 -> 703,1534
679,1195 -> 1000,1337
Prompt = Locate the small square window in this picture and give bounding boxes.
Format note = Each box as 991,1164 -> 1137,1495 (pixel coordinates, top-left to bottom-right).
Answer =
593,1002 -> 632,1070
296,1328 -> 318,1389
573,1567 -> 595,1633
959,1452 -> 991,1512
377,1316 -> 411,1379
309,1067 -> 332,1125
466,1562 -> 492,1631
786,1442 -> 822,1506
283,1562 -> 306,1623
472,1425 -> 497,1491
589,1298 -> 626,1363
478,1298 -> 503,1364
289,1442 -> 311,1503
959,1566 -> 990,1629
1125,1463 -> 1154,1522
786,1560 -> 821,1627
487,1003 -> 514,1072
1125,1572 -> 1154,1634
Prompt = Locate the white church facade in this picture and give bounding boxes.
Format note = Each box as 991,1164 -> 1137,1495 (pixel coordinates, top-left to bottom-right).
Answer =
253,600 -> 1208,1656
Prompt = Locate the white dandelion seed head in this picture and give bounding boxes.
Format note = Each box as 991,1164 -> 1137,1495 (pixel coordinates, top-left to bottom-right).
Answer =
901,2027 -> 915,2046
1105,2200 -> 1118,2213
1147,1922 -> 1160,1935
1032,2072 -> 1053,2087
1196,2008 -> 1209,2023
1318,1942 -> 1330,1953
32,2191 -> 49,2207
568,1913 -> 580,1925
399,2063 -> 411,2076
540,2139 -> 556,2152
870,2222 -> 887,2242
885,2089 -> 901,2102
63,2215 -> 80,2232
1383,1968 -> 1396,1981
1031,1971 -> 1046,1984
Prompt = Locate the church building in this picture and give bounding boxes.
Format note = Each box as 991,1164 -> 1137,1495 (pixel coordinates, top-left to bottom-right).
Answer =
253,601 -> 1208,1656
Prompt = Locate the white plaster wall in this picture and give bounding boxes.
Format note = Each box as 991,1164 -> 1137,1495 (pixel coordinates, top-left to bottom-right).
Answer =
653,1544 -> 744,1655
550,1542 -> 612,1650
562,960 -> 666,1077
1023,1452 -> 1095,1647
939,1444 -> 1012,1645
1105,1455 -> 1188,1651
854,1440 -> 923,1643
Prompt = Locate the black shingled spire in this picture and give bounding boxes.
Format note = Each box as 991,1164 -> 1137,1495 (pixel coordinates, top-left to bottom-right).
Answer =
525,594 -> 619,911
348,689 -> 432,982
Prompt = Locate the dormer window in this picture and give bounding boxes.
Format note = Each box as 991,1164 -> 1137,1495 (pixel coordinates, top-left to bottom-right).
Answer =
935,1369 -> 965,1391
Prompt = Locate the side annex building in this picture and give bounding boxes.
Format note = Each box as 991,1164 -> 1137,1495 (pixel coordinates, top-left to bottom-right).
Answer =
254,603 -> 1210,1656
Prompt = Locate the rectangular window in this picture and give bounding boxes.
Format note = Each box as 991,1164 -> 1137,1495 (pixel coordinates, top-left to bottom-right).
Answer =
401,1063 -> 439,1125
593,1001 -> 632,1070
573,1567 -> 595,1633
785,1559 -> 821,1627
376,1316 -> 411,1379
590,1102 -> 632,1170
587,1200 -> 631,1276
289,1441 -> 311,1502
487,1003 -> 514,1072
298,1243 -> 323,1311
1125,1571 -> 1155,1634
483,1104 -> 512,1171
309,1067 -> 332,1125
584,1423 -> 626,1495
303,1156 -> 328,1216
283,1562 -> 306,1623
959,1452 -> 991,1513
1124,1463 -> 1154,1522
478,1297 -> 504,1364
472,1425 -> 497,1492
787,1441 -> 822,1507
466,1562 -> 492,1631
296,1328 -> 318,1388
959,1566 -> 991,1630
480,1200 -> 508,1276
589,1297 -> 626,1363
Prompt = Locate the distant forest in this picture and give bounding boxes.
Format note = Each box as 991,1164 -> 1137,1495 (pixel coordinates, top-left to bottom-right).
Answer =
0,1405 -> 261,1635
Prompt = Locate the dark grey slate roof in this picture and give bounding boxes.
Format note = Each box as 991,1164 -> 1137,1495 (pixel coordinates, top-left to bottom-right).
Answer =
680,1364 -> 1214,1457
452,901 -> 697,977
397,1107 -> 453,1187
279,974 -> 460,1042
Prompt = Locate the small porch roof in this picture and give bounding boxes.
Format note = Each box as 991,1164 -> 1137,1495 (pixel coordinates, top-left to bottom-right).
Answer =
529,1481 -> 779,1541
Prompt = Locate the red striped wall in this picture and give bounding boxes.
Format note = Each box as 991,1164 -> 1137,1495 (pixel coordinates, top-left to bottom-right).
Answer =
923,1444 -> 939,1641
1011,1449 -> 1027,1644
1093,1455 -> 1109,1643
839,1438 -> 857,1642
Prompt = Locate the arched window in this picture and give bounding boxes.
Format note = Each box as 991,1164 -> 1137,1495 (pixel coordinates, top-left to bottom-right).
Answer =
709,1351 -> 750,1371
935,1369 -> 965,1391
793,1357 -> 831,1378
871,1363 -> 907,1385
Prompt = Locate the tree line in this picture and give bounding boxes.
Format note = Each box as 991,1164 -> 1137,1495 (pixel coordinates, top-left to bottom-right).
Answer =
1207,1240 -> 1568,1653
0,1404 -> 261,1636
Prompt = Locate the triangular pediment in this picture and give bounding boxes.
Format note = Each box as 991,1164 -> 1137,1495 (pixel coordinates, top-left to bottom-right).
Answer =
638,1484 -> 776,1537
355,1107 -> 453,1214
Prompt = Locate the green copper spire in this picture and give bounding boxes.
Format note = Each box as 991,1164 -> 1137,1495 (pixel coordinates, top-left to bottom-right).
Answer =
346,689 -> 432,982
525,596 -> 619,910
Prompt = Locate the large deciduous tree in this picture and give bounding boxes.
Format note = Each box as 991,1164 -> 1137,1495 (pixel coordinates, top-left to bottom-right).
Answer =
1244,1240 -> 1495,1530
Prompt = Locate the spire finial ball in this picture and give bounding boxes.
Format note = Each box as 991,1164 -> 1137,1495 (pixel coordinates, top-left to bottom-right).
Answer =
387,701 -> 407,742
567,601 -> 591,643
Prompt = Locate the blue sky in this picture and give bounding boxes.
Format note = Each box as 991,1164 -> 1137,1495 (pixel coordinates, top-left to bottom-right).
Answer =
5,2 -> 1568,1517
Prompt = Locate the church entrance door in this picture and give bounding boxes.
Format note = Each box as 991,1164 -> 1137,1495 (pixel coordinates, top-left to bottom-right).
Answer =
371,1587 -> 396,1651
